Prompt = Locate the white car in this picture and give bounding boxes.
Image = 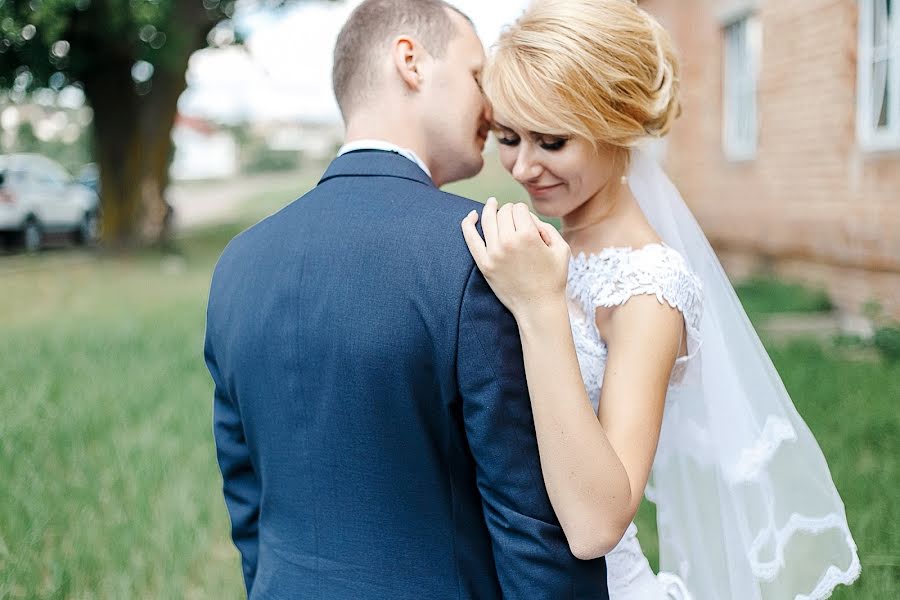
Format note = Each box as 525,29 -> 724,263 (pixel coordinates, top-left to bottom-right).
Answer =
0,153 -> 100,252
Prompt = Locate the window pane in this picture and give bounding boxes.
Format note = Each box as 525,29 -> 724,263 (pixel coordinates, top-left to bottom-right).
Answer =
872,58 -> 890,128
878,80 -> 890,128
723,15 -> 758,157
873,0 -> 890,56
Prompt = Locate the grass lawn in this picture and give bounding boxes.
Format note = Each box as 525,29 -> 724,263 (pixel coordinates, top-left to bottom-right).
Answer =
1,164 -> 897,597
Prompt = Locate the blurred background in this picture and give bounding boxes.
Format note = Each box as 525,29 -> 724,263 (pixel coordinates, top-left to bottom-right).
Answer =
0,0 -> 896,597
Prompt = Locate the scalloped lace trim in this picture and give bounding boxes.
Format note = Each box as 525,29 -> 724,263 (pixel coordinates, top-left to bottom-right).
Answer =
568,243 -> 704,335
649,415 -> 860,599
728,416 -> 797,484
750,513 -> 861,598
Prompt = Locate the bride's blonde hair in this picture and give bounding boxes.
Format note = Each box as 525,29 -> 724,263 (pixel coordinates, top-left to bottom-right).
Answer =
484,0 -> 681,148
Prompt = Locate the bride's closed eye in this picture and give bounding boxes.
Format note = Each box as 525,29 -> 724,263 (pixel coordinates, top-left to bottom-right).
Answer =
537,136 -> 568,151
496,132 -> 521,147
493,130 -> 569,152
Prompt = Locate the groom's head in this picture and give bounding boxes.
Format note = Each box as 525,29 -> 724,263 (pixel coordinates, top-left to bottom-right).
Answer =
333,0 -> 490,185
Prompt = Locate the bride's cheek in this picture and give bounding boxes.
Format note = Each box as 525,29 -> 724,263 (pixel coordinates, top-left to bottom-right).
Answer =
497,147 -> 517,173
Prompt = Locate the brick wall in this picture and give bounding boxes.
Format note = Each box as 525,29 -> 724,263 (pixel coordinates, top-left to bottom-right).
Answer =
641,0 -> 900,318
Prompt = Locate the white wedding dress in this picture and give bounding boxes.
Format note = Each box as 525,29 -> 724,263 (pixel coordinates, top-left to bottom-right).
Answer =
557,149 -> 859,599
568,148 -> 860,600
567,242 -> 703,600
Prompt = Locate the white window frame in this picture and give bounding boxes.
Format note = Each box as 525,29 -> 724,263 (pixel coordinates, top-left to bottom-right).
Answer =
722,12 -> 761,161
857,0 -> 900,151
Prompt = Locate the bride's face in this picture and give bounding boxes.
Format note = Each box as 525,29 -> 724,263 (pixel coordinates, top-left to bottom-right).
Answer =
492,115 -> 618,219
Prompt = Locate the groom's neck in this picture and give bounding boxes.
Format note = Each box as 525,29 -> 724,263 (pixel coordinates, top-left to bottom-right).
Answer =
343,110 -> 430,165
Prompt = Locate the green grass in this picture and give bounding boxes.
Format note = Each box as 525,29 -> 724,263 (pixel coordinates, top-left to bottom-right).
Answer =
734,276 -> 834,315
0,229 -> 246,598
1,167 -> 897,598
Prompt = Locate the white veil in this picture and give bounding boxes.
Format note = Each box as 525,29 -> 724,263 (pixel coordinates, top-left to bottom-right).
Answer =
627,148 -> 861,599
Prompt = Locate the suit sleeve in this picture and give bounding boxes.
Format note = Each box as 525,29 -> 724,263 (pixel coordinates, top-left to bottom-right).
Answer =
456,265 -> 608,597
206,317 -> 260,595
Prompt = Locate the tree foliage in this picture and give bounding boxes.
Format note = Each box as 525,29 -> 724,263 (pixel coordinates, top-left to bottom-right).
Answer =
0,0 -> 223,95
0,0 -> 334,247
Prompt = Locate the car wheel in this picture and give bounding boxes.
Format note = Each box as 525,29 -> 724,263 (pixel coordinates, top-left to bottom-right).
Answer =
23,219 -> 42,254
76,211 -> 99,245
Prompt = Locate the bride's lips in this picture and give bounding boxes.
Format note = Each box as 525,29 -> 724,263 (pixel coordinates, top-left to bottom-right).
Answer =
525,182 -> 563,196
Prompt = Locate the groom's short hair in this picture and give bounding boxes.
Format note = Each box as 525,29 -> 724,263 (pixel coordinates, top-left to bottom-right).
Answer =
332,0 -> 473,120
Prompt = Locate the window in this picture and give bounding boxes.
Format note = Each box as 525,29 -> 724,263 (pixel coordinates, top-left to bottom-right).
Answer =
858,0 -> 900,150
723,14 -> 761,161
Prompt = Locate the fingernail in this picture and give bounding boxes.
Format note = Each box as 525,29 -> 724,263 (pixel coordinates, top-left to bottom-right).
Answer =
487,197 -> 497,205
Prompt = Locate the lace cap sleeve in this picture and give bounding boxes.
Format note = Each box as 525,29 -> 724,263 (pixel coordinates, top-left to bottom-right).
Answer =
568,243 -> 703,337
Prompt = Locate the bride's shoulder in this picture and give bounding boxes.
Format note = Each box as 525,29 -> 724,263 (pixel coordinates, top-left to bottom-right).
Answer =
634,245 -> 703,316
630,243 -> 696,279
569,242 -> 703,327
570,241 -> 691,278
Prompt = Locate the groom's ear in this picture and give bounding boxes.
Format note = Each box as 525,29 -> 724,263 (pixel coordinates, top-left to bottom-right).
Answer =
391,36 -> 428,91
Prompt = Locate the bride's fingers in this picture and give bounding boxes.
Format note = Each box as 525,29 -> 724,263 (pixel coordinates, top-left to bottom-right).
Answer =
537,220 -> 566,245
511,203 -> 538,237
460,211 -> 489,268
536,224 -> 553,247
537,221 -> 571,259
497,202 -> 515,240
529,213 -> 555,246
481,197 -> 499,249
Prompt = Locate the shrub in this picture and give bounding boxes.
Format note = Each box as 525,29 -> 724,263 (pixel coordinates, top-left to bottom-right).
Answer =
873,325 -> 900,362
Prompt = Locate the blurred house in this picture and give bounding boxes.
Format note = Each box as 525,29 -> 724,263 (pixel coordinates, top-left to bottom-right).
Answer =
642,0 -> 900,318
170,114 -> 239,181
249,118 -> 343,163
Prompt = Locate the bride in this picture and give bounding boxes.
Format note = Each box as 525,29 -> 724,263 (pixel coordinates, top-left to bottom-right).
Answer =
460,0 -> 860,598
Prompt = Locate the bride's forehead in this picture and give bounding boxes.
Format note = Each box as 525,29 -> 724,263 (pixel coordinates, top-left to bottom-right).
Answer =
490,113 -> 567,137
490,109 -> 528,130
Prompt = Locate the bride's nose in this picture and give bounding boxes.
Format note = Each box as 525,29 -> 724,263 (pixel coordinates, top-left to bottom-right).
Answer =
511,145 -> 543,182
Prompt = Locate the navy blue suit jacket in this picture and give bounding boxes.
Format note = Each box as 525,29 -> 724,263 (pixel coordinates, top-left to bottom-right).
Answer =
205,150 -> 609,599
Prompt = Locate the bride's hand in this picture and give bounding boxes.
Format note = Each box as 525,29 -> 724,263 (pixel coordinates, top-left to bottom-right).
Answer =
461,197 -> 571,319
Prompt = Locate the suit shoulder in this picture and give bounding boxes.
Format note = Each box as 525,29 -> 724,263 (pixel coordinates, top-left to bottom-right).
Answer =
214,187 -> 308,262
426,188 -> 484,217
402,188 -> 484,255
209,213 -> 275,284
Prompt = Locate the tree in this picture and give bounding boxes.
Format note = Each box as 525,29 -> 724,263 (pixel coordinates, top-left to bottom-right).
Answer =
0,0 -> 335,248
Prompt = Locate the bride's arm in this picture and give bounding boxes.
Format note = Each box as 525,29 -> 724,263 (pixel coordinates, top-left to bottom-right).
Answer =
462,200 -> 683,559
517,295 -> 682,559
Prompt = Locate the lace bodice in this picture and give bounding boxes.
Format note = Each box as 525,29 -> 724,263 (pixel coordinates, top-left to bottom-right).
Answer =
567,243 -> 703,414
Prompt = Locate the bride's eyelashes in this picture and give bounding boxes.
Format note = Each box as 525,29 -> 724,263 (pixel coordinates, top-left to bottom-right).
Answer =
496,133 -> 521,147
493,131 -> 569,151
537,136 -> 568,151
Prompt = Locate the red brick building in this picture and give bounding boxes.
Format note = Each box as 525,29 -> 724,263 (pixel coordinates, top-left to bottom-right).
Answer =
641,0 -> 900,319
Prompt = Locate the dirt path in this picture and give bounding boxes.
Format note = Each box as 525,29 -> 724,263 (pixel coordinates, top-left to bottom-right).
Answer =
168,170 -> 310,230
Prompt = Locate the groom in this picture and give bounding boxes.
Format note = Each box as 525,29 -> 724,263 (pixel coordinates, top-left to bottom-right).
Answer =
205,0 -> 608,597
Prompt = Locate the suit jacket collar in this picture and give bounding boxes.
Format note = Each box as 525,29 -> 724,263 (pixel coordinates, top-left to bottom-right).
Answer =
318,150 -> 435,189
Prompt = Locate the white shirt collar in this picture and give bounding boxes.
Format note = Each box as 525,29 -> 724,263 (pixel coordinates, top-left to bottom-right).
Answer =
337,139 -> 432,179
